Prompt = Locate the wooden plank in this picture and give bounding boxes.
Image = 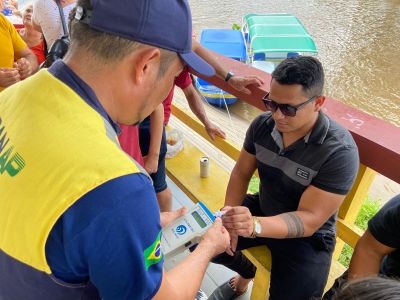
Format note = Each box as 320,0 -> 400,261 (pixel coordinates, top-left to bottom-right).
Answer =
339,166 -> 376,221
165,140 -> 229,213
333,166 -> 376,259
336,219 -> 363,249
171,104 -> 240,162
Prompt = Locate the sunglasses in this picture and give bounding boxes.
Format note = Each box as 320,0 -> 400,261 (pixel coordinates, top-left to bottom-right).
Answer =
262,92 -> 316,117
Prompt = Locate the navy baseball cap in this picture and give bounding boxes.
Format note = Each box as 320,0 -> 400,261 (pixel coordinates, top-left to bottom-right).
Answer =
75,0 -> 215,77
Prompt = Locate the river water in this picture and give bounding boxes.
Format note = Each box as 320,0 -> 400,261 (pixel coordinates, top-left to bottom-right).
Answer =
190,0 -> 400,126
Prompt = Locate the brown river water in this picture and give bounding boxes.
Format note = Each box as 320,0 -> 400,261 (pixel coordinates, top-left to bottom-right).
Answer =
190,0 -> 400,126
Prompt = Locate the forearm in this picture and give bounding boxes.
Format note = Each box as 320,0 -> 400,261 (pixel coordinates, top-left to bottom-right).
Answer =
24,53 -> 39,74
348,241 -> 383,279
225,168 -> 251,207
185,88 -> 210,126
193,40 -> 227,79
163,242 -> 214,299
148,104 -> 164,156
258,211 -> 321,239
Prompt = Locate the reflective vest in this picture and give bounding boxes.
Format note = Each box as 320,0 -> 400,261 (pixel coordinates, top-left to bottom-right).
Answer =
0,70 -> 141,299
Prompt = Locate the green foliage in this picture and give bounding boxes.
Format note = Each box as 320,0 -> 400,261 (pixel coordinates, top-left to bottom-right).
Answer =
248,176 -> 259,194
354,196 -> 382,231
338,196 -> 382,267
338,244 -> 353,267
232,23 -> 241,30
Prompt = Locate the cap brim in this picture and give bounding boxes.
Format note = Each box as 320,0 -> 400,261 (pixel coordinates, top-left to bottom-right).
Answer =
180,51 -> 215,77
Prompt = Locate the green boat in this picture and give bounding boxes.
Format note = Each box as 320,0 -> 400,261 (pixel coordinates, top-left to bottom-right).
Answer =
242,13 -> 318,73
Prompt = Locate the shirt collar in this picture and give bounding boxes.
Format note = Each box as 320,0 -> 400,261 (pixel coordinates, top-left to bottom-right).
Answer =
48,60 -> 121,135
306,112 -> 330,145
270,112 -> 330,149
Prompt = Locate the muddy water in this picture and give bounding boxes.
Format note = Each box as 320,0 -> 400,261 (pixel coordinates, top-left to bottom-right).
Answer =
190,0 -> 400,125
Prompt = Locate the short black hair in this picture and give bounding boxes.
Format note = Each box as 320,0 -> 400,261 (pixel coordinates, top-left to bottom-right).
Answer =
271,56 -> 324,97
333,277 -> 400,300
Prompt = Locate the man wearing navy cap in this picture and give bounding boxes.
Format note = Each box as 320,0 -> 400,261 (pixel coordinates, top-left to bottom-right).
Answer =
0,0 -> 230,299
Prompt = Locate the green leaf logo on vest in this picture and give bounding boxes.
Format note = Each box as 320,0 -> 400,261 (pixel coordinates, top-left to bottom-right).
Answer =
143,231 -> 163,270
0,117 -> 25,177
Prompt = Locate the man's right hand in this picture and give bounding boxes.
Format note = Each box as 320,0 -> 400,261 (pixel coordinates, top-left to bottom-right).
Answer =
200,218 -> 230,257
0,68 -> 21,88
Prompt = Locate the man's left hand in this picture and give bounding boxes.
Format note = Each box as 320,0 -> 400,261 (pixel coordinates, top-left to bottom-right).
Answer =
14,58 -> 32,79
160,206 -> 188,228
222,206 -> 254,237
228,75 -> 264,95
205,122 -> 226,141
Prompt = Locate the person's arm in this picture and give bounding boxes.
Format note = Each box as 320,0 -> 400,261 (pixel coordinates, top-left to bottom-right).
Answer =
143,104 -> 164,174
223,146 -> 360,239
14,48 -> 38,78
223,148 -> 257,255
225,148 -> 257,208
154,218 -> 230,300
0,68 -> 20,88
183,84 -> 226,140
192,39 -> 263,94
223,185 -> 346,238
348,230 -> 395,280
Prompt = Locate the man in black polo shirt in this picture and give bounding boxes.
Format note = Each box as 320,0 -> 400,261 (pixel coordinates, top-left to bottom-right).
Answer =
209,56 -> 359,300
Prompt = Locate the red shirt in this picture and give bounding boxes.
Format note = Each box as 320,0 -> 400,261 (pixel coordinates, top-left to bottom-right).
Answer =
118,125 -> 144,167
30,41 -> 45,65
162,69 -> 192,124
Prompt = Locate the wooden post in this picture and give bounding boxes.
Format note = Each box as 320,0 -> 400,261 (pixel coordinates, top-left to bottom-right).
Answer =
333,165 -> 376,260
251,267 -> 270,300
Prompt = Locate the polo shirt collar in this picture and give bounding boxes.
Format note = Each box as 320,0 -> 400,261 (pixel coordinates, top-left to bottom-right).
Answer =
270,112 -> 330,150
306,112 -> 330,145
49,60 -> 121,135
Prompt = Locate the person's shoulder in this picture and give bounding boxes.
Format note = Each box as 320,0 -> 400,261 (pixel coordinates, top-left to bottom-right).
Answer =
251,111 -> 274,130
326,115 -> 357,150
0,13 -> 11,27
373,195 -> 400,219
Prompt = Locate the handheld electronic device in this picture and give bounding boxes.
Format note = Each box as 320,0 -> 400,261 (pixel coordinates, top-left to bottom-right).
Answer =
161,202 -> 216,258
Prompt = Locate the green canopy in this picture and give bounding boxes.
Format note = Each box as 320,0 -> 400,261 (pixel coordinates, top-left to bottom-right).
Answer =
244,13 -> 318,54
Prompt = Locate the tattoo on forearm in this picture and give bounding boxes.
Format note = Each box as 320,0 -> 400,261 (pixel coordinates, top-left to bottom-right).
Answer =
281,212 -> 305,238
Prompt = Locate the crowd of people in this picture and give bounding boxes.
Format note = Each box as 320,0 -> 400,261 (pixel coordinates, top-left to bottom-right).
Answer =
0,1 -> 399,300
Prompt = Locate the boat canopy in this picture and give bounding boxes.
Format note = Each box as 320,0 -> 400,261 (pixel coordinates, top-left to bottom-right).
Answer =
243,13 -> 318,54
200,29 -> 247,61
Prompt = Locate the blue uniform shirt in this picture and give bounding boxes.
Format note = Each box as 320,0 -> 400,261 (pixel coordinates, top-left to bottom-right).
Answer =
45,61 -> 163,300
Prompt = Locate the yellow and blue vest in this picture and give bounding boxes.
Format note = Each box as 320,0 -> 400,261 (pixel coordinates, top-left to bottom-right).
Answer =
0,70 -> 143,299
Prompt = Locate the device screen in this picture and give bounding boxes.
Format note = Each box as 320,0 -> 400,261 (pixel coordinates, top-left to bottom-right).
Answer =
191,211 -> 207,228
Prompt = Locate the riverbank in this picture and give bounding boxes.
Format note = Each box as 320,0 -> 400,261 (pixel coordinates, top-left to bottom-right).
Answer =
170,89 -> 400,204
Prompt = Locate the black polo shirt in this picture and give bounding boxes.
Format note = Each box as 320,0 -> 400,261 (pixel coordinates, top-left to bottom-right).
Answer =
368,194 -> 400,278
244,112 -> 359,234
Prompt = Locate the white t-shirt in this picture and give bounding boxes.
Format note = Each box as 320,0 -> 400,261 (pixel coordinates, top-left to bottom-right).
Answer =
32,0 -> 75,48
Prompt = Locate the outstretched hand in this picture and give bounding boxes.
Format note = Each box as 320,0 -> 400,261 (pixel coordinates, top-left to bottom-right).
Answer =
221,206 -> 254,238
228,75 -> 264,95
201,218 -> 231,256
205,122 -> 226,140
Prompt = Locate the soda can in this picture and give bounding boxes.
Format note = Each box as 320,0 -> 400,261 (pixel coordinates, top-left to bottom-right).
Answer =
200,156 -> 210,178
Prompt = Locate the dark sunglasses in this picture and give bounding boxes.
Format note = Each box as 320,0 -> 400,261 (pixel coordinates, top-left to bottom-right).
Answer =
262,92 -> 316,117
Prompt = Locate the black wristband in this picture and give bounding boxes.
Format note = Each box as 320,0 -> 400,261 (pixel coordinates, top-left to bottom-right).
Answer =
224,71 -> 234,82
